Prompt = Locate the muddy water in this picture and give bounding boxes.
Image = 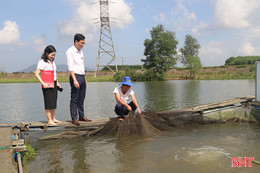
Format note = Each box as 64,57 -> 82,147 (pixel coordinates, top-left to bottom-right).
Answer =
28,123 -> 260,173
0,80 -> 259,172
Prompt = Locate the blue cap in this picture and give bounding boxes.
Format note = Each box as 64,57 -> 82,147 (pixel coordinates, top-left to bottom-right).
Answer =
119,76 -> 134,86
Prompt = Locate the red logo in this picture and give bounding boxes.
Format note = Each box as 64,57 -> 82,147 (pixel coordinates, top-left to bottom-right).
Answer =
231,157 -> 254,167
81,57 -> 83,60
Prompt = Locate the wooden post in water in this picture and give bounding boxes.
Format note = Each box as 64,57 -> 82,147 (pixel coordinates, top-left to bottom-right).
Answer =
255,61 -> 260,102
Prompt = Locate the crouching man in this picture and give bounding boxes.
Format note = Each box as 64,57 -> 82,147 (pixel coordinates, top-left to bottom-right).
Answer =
113,76 -> 141,121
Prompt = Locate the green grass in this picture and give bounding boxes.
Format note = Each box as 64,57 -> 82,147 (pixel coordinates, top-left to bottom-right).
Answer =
0,76 -> 114,83
167,72 -> 255,80
0,78 -> 38,83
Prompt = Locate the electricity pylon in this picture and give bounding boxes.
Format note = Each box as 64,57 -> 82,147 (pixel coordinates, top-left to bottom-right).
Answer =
95,0 -> 118,77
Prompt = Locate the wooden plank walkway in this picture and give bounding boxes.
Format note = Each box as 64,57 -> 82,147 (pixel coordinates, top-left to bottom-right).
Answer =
0,118 -> 110,131
161,95 -> 255,113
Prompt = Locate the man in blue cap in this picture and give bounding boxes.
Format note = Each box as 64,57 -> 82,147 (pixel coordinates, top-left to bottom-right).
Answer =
113,76 -> 141,121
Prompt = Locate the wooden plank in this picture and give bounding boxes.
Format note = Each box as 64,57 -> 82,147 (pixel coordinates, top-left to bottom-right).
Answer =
0,150 -> 18,173
17,154 -> 24,173
192,97 -> 253,110
248,101 -> 260,106
0,127 -> 12,147
12,139 -> 24,146
162,95 -> 255,114
13,146 -> 27,152
1,118 -> 110,129
12,129 -> 20,134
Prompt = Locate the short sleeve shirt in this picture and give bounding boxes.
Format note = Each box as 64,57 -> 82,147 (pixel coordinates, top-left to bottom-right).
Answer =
66,45 -> 85,75
113,86 -> 134,104
37,59 -> 57,80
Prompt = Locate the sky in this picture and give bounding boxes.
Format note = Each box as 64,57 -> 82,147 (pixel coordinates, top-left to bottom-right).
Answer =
1,0 -> 260,73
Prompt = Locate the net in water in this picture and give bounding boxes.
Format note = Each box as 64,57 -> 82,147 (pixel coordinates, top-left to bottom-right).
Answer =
91,110 -> 219,137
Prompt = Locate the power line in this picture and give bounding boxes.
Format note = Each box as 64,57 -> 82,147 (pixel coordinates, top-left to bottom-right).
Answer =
95,0 -> 118,77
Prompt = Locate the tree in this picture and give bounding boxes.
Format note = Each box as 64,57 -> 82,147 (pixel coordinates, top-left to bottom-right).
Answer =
180,34 -> 201,79
186,55 -> 202,79
142,24 -> 178,72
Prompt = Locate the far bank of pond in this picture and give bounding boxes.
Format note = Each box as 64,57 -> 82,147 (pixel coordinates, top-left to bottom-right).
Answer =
0,65 -> 256,83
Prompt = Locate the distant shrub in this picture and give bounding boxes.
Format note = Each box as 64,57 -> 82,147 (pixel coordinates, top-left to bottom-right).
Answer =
103,65 -> 143,71
250,66 -> 255,72
113,68 -> 166,81
174,67 -> 188,70
236,65 -> 247,68
218,70 -> 227,74
141,69 -> 167,81
219,65 -> 228,68
225,56 -> 260,65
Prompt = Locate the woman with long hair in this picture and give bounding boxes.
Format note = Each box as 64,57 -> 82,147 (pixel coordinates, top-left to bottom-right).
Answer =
35,45 -> 62,126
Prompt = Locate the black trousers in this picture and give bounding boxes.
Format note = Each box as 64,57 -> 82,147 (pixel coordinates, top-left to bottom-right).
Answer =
69,74 -> 86,120
114,101 -> 137,118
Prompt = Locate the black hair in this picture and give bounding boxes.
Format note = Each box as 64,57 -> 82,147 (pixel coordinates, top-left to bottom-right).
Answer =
74,33 -> 85,43
41,45 -> 56,62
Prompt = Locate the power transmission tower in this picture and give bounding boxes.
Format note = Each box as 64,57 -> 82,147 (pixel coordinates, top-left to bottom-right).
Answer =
95,0 -> 118,77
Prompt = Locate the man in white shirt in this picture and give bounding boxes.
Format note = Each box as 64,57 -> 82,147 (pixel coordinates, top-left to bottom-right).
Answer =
113,76 -> 141,121
66,33 -> 92,125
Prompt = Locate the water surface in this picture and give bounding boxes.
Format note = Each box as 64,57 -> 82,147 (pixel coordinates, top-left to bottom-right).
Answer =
0,80 -> 259,172
0,80 -> 255,123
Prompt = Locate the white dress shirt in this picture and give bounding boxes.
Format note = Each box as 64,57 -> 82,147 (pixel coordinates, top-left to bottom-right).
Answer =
66,45 -> 85,75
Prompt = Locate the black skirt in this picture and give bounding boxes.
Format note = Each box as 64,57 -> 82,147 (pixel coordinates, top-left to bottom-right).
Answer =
42,81 -> 57,109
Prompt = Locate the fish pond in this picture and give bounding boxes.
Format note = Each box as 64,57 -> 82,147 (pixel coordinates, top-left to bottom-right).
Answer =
0,80 -> 259,172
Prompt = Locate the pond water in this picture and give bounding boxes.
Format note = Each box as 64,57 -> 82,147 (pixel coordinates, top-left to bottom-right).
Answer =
0,80 -> 256,123
0,80 -> 259,172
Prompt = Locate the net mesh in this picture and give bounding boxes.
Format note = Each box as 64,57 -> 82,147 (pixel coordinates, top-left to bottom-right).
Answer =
90,110 -> 220,137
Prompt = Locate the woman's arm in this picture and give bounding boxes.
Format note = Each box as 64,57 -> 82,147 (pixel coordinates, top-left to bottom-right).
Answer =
57,81 -> 61,88
131,94 -> 141,114
35,68 -> 48,88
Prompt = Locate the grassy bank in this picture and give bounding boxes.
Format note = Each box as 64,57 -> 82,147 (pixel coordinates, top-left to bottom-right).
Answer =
167,65 -> 255,80
0,65 -> 256,83
0,72 -> 114,83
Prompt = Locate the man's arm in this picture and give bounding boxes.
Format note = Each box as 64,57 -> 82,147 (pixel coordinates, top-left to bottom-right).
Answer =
70,71 -> 79,89
131,94 -> 141,114
114,93 -> 132,111
67,50 -> 80,88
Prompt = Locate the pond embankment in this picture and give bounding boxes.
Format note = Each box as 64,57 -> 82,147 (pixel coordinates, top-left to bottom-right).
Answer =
0,65 -> 255,83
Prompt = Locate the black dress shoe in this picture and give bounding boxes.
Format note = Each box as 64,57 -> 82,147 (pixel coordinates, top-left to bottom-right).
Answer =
79,116 -> 92,122
72,119 -> 80,125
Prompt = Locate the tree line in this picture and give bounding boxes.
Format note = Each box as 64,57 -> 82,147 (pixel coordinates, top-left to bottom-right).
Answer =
113,24 -> 201,81
225,56 -> 260,65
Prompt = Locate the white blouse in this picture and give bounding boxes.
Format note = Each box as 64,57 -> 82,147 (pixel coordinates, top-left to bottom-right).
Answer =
37,59 -> 57,80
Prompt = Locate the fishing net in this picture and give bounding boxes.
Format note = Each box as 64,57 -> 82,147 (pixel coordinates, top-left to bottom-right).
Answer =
91,111 -> 160,137
90,110 -> 220,137
143,110 -> 218,130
